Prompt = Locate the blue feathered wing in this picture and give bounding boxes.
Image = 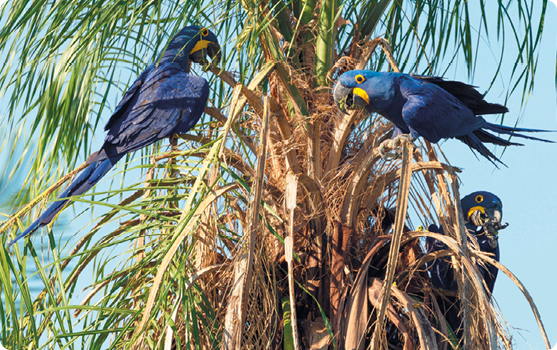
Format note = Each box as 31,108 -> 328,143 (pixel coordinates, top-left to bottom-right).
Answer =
9,64 -> 209,246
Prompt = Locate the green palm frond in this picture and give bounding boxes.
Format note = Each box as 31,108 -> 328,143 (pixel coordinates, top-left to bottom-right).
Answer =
0,1 -> 552,349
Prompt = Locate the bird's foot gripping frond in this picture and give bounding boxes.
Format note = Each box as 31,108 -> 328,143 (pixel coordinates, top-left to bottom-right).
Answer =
378,139 -> 400,160
378,134 -> 416,160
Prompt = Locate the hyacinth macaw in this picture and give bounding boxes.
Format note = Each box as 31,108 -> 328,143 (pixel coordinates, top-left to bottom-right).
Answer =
8,25 -> 221,247
333,70 -> 553,165
426,191 -> 506,294
425,191 -> 507,339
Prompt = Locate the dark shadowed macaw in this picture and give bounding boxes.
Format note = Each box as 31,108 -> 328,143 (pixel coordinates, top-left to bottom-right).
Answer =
333,70 -> 553,165
8,25 -> 221,247
425,191 -> 507,339
426,191 -> 506,293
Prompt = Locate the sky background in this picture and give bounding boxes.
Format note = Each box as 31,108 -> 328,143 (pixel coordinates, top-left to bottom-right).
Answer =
437,3 -> 557,349
1,2 -> 556,349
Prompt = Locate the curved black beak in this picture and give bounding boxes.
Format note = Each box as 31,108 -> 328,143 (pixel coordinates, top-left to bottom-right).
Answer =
206,42 -> 221,67
468,203 -> 508,235
483,206 -> 508,235
333,82 -> 369,114
333,83 -> 353,114
190,41 -> 221,70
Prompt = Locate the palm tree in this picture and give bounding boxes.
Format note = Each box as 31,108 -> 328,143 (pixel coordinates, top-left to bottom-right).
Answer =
0,0 -> 552,349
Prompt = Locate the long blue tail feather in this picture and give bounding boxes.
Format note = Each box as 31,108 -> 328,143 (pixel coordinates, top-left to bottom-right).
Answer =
472,129 -> 522,146
8,155 -> 118,247
482,123 -> 555,143
456,134 -> 506,168
456,123 -> 554,168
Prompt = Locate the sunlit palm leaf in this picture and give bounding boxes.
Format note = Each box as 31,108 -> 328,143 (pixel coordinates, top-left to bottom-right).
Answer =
0,1 -> 552,349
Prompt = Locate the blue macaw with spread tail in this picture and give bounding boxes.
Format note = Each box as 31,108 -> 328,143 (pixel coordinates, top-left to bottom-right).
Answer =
8,25 -> 221,247
425,191 -> 507,340
333,71 -> 553,165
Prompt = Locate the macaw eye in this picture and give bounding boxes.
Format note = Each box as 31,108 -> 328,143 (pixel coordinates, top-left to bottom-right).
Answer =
355,74 -> 366,84
201,28 -> 209,37
475,195 -> 483,203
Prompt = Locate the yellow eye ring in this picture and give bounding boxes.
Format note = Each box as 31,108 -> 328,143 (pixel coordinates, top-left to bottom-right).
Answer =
475,195 -> 483,203
201,28 -> 209,37
355,74 -> 366,84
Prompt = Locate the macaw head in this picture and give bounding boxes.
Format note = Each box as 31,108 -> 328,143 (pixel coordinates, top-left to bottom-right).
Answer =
187,26 -> 221,67
333,70 -> 395,114
161,25 -> 221,69
460,191 -> 508,236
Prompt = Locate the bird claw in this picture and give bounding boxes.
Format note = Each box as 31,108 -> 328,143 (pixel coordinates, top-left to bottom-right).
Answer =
202,56 -> 221,72
378,134 -> 416,160
379,139 -> 401,160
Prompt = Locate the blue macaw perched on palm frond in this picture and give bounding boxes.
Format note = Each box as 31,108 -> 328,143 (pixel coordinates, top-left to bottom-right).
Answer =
8,25 -> 221,247
426,191 -> 506,294
333,71 -> 553,165
425,191 -> 507,340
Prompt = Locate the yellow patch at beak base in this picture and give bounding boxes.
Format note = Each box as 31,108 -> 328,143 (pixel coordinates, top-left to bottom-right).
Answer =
353,87 -> 370,104
190,39 -> 210,54
467,206 -> 485,220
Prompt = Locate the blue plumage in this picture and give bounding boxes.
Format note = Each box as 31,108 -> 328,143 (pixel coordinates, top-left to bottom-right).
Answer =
426,191 -> 503,293
9,25 -> 220,247
333,70 -> 553,165
425,191 -> 505,338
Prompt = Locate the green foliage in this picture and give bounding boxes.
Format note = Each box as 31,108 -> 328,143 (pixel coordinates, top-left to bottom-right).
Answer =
0,0 -> 551,349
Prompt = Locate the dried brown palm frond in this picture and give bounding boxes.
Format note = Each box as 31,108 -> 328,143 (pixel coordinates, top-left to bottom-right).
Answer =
1,1 -> 552,350
161,38 -> 546,350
